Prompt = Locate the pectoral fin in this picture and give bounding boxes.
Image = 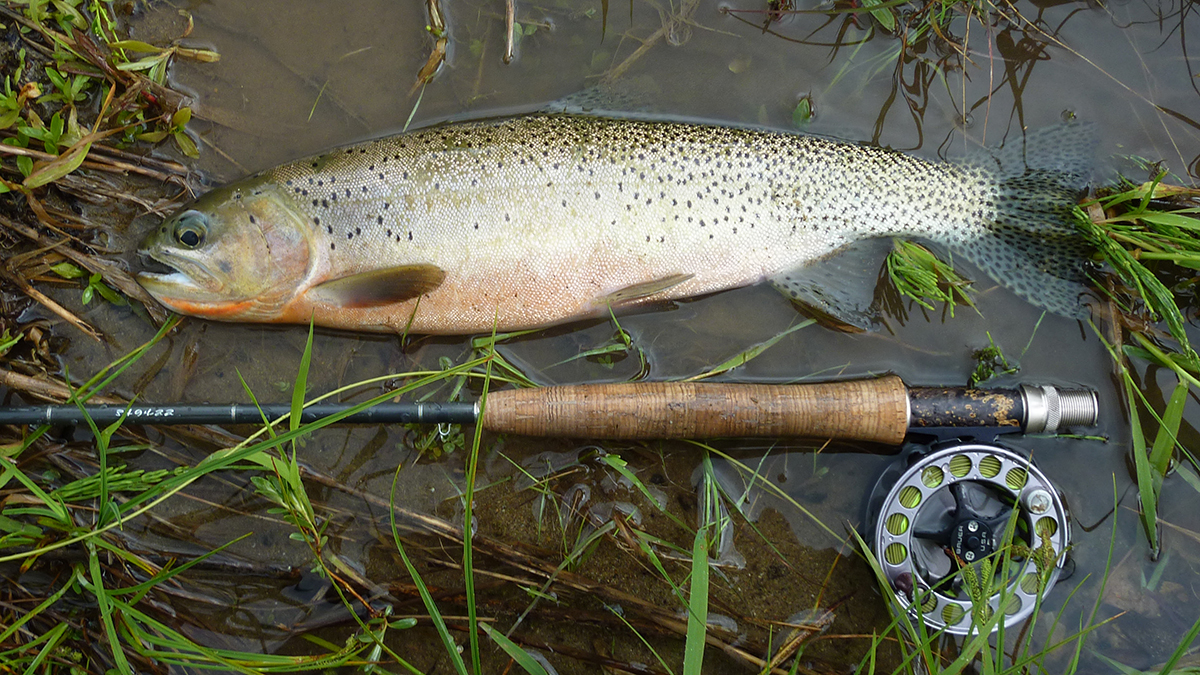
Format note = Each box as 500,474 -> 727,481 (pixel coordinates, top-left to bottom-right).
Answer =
309,264 -> 446,308
600,273 -> 694,306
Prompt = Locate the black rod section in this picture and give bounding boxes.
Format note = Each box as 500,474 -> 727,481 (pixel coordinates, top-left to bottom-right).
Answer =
0,402 -> 478,427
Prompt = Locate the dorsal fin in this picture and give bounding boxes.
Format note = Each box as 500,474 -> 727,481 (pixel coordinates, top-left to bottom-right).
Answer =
308,264 -> 446,308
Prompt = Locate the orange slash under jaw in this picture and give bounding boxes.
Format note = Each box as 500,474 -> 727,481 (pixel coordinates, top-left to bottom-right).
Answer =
157,297 -> 257,319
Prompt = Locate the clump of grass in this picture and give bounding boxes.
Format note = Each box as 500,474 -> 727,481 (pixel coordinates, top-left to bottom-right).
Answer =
886,240 -> 978,318
1078,175 -> 1200,555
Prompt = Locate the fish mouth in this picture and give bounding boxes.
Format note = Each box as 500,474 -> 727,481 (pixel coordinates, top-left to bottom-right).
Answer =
136,250 -> 226,302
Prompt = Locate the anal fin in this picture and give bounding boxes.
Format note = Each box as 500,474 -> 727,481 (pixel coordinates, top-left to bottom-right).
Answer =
309,264 -> 446,308
770,239 -> 895,331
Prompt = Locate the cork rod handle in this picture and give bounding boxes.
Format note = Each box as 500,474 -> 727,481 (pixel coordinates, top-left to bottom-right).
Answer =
481,374 -> 910,443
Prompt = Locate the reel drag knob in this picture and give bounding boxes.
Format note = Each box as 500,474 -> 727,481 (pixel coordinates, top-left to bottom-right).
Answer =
870,443 -> 1069,635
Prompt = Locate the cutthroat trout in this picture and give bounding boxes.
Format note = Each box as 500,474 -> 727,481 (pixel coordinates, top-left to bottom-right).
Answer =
137,115 -> 1093,334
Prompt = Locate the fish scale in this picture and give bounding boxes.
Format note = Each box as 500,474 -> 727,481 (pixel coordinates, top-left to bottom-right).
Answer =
138,115 -> 1094,333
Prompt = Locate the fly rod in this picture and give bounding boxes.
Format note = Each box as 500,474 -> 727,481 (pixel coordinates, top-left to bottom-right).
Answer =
0,375 -> 1098,443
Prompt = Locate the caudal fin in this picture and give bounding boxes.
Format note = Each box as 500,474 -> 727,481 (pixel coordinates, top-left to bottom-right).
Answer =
954,122 -> 1097,318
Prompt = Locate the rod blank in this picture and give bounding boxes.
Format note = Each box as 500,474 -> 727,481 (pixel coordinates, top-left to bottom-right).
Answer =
0,402 -> 477,427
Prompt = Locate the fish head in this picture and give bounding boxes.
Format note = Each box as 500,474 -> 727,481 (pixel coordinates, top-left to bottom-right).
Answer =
137,179 -> 314,321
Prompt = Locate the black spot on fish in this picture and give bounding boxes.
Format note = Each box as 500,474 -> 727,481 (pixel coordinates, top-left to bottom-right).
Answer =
355,227 -> 361,235
408,231 -> 413,241
347,232 -> 353,239
321,199 -> 329,208
327,225 -> 333,234
384,202 -> 391,210
249,215 -> 257,224
312,200 -> 319,207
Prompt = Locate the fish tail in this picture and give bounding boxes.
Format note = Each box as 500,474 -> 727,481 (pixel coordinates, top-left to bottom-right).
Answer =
951,122 -> 1097,318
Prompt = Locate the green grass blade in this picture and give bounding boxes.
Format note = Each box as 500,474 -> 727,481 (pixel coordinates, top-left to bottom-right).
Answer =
1125,375 -> 1159,552
1149,379 -> 1188,474
85,543 -> 133,674
682,528 -> 710,675
1157,612 -> 1200,675
685,319 -> 814,381
291,320 -> 315,435
0,567 -> 77,644
15,622 -> 68,675
388,464 -> 469,675
479,623 -> 551,675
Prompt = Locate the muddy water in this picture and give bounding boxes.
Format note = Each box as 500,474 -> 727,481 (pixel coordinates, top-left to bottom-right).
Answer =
54,0 -> 1200,671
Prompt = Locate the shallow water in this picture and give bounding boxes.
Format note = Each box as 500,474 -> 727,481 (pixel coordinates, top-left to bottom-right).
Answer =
44,0 -> 1200,671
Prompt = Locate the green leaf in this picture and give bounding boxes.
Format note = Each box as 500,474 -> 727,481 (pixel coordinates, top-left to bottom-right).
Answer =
479,623 -> 550,675
173,130 -> 199,158
792,97 -> 813,129
683,527 -> 710,675
23,140 -> 91,188
171,106 -> 192,127
1149,379 -> 1188,475
687,319 -> 814,380
291,321 -> 315,434
860,0 -> 896,31
50,261 -> 85,279
107,39 -> 163,53
1125,376 -> 1159,552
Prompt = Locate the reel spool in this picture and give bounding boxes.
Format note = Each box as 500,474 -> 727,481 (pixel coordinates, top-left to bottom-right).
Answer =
868,442 -> 1069,635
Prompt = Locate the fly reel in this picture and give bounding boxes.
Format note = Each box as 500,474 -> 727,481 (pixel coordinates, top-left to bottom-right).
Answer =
867,441 -> 1070,635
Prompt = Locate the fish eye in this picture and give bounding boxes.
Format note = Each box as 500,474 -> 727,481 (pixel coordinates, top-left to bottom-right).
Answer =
173,211 -> 207,249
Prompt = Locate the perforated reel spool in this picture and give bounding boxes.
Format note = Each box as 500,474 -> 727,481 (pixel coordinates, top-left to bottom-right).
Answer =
871,444 -> 1069,636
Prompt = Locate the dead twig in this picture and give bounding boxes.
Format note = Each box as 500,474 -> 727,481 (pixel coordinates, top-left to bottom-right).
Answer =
0,270 -> 102,343
504,0 -> 516,63
411,0 -> 449,96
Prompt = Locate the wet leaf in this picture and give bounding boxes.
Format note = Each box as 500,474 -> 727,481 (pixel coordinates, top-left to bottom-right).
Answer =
107,40 -> 162,53
171,106 -> 192,127
174,47 -> 221,63
173,130 -> 199,158
792,97 -> 813,128
50,261 -> 85,279
860,0 -> 896,31
480,623 -> 550,675
1149,379 -> 1188,475
23,140 -> 91,189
